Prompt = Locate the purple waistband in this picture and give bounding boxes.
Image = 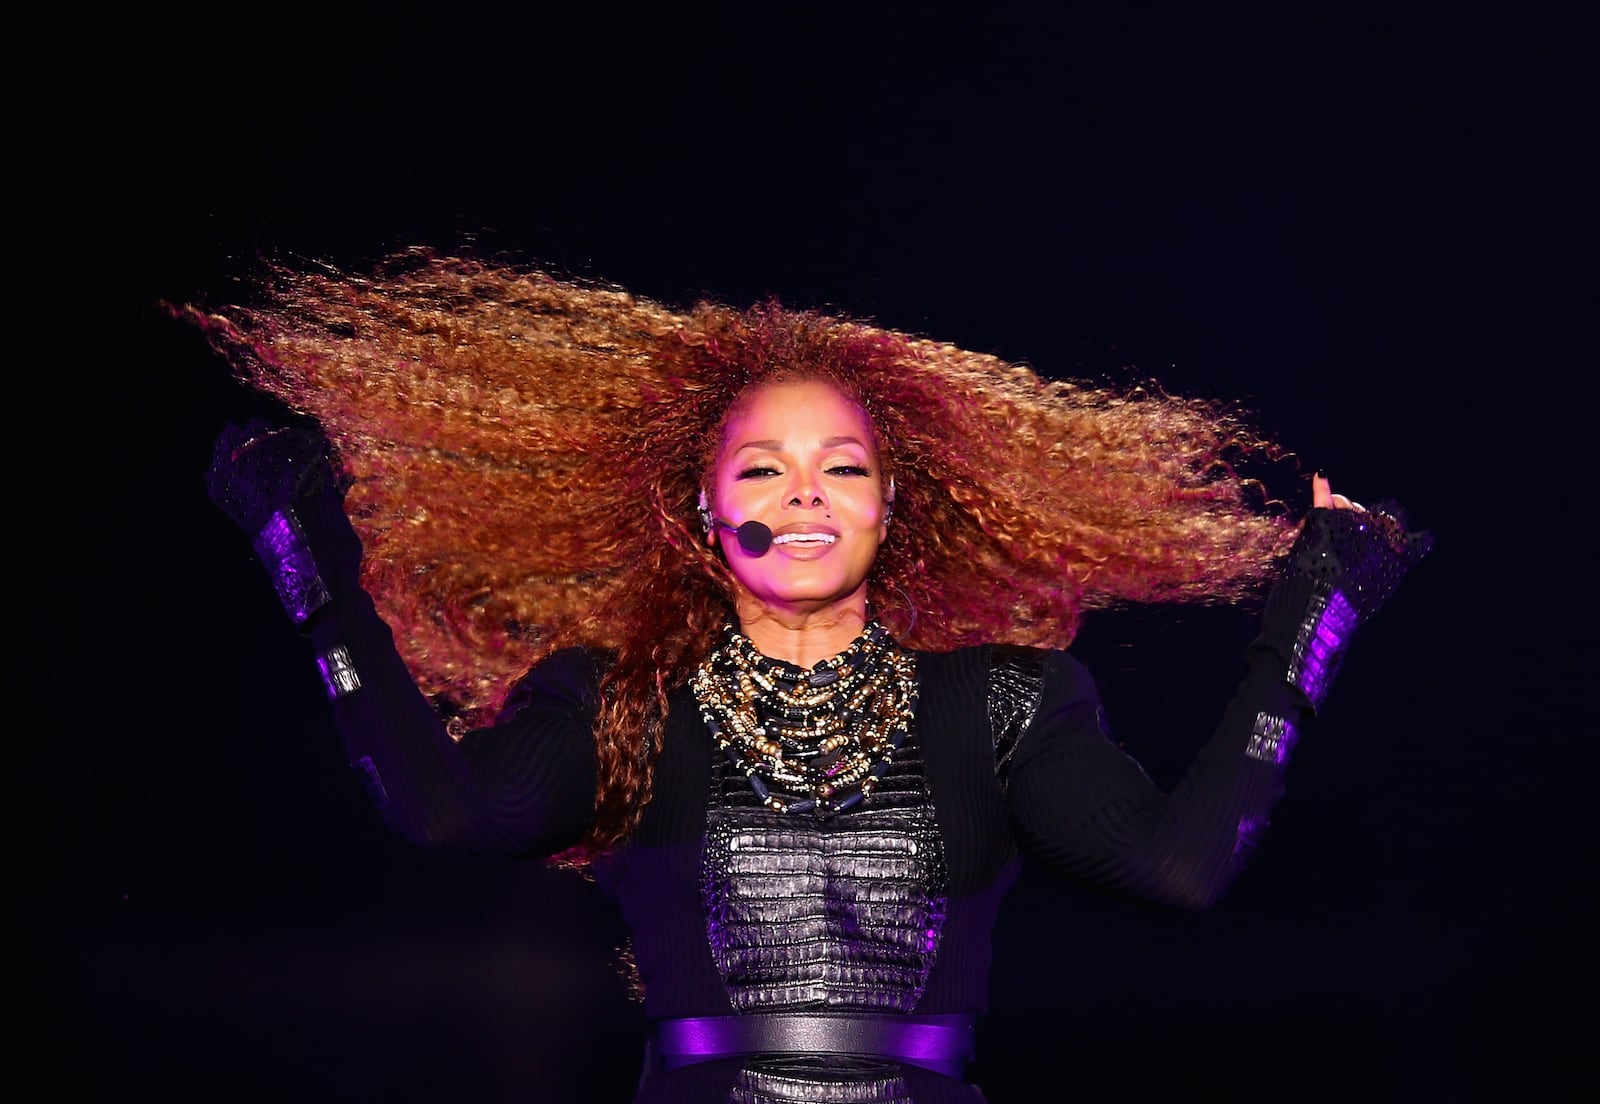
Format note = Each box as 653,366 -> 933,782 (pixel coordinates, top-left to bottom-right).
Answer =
652,1012 -> 976,1078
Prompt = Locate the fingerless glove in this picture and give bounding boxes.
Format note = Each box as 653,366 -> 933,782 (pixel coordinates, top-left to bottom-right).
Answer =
206,419 -> 363,629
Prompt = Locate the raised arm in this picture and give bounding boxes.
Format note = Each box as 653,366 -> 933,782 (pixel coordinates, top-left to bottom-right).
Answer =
1006,478 -> 1432,908
206,420 -> 600,860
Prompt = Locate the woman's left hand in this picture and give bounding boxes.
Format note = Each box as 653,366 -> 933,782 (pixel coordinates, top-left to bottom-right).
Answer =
1312,472 -> 1366,512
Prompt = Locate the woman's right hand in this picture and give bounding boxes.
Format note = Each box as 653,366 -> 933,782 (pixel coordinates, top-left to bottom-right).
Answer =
206,419 -> 347,538
206,418 -> 363,627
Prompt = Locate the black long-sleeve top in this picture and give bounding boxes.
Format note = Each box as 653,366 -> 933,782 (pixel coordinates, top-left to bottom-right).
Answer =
271,469 -> 1423,1102
309,557 -> 1321,975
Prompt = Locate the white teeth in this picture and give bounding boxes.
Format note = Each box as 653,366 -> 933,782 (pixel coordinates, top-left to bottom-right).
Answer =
772,532 -> 837,545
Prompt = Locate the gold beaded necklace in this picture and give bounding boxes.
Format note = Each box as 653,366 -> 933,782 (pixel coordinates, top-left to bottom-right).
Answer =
691,621 -> 919,815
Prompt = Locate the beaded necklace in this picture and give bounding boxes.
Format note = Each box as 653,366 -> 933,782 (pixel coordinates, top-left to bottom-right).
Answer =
691,620 -> 919,816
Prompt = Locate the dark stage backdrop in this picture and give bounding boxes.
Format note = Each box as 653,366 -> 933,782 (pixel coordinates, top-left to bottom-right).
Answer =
36,6 -> 1586,1103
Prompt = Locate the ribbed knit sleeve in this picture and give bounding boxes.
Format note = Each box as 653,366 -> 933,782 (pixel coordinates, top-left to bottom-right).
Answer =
1003,638 -> 1299,910
306,598 -> 601,860
265,455 -> 601,861
1005,506 -> 1429,910
207,420 -> 602,860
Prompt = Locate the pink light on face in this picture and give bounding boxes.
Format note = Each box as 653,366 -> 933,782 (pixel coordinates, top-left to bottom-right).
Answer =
710,380 -> 890,626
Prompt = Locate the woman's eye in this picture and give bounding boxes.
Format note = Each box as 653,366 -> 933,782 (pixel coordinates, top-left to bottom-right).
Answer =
828,465 -> 871,477
737,466 -> 780,479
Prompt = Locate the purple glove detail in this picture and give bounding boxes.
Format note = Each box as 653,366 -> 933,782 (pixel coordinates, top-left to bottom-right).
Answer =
1265,501 -> 1432,710
206,419 -> 362,628
1287,502 -> 1433,625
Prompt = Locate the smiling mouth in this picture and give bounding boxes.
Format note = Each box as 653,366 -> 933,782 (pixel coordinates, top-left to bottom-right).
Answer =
771,532 -> 838,546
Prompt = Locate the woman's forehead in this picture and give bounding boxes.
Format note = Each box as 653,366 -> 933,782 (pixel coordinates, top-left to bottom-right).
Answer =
722,379 -> 874,436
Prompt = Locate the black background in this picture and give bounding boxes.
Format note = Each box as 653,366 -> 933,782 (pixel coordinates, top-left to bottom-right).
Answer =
36,5 -> 1588,1102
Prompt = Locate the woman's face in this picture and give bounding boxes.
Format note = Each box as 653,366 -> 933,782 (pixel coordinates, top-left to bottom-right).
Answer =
709,379 -> 890,622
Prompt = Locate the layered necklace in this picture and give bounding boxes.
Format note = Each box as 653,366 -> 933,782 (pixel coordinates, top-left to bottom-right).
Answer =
691,620 -> 919,816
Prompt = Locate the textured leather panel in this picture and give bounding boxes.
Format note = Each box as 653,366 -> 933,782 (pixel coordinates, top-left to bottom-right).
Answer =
986,644 -> 1047,792
703,736 -> 948,1013
729,1063 -> 914,1103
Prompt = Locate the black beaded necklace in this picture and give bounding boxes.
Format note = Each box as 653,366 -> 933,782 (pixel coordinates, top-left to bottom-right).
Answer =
691,620 -> 919,816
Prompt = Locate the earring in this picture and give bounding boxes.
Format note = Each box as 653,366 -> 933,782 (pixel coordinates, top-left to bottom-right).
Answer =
697,489 -> 714,535
884,477 -> 896,524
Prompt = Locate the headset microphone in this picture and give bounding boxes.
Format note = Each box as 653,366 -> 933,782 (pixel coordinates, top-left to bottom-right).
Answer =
717,518 -> 774,556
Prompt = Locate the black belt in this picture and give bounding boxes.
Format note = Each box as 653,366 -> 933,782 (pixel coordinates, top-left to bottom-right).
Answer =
650,1012 -> 976,1078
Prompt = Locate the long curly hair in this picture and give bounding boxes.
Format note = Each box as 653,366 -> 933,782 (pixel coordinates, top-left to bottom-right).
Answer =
175,247 -> 1300,860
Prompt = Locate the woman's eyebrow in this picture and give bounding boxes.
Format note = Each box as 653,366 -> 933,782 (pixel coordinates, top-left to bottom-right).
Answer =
733,435 -> 869,453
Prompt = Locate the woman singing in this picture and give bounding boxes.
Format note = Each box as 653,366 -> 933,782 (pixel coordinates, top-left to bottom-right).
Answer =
179,248 -> 1430,1103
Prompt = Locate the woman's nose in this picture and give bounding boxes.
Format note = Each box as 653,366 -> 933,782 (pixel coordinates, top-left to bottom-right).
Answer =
786,470 -> 826,508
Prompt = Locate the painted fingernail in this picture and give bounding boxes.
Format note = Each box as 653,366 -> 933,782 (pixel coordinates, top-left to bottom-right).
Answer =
1315,470 -> 1327,480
